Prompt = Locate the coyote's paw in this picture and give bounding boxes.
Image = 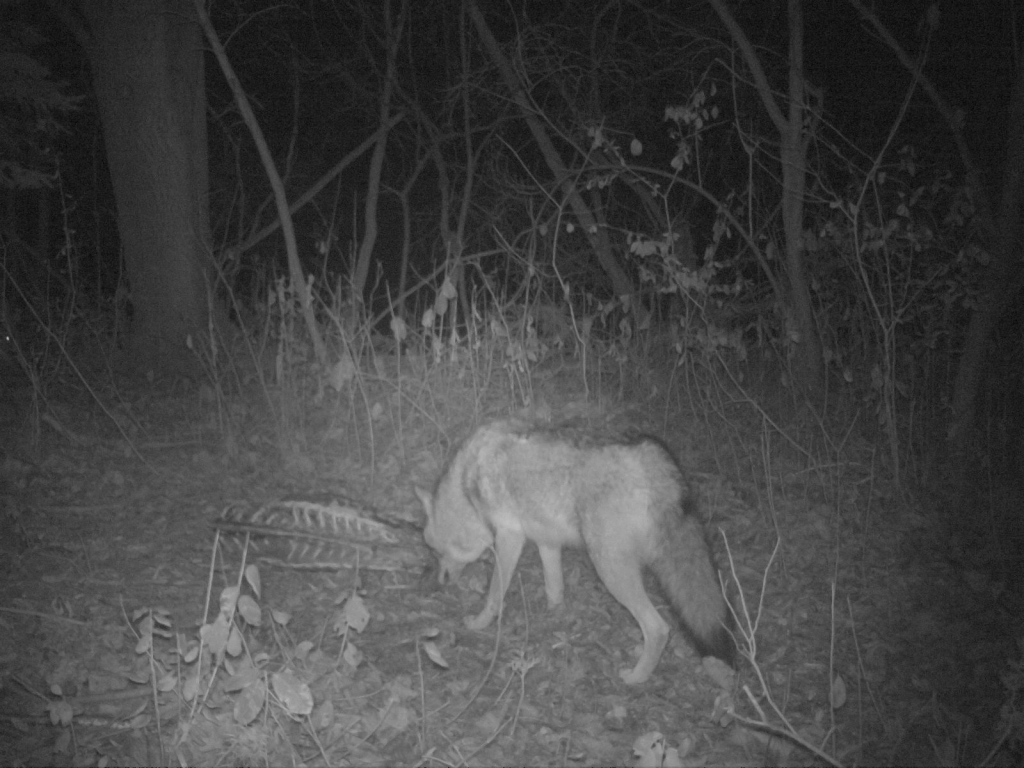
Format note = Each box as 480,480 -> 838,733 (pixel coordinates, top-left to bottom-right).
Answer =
619,654 -> 658,685
464,611 -> 494,631
618,666 -> 650,685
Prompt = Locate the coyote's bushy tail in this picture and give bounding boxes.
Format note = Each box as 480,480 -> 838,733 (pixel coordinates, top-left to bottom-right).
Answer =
652,500 -> 735,665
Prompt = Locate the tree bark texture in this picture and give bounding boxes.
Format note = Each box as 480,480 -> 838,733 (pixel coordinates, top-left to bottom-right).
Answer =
780,0 -> 822,393
83,0 -> 212,373
948,60 -> 1024,468
708,0 -> 822,393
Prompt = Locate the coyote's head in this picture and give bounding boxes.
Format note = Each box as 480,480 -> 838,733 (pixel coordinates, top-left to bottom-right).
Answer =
416,485 -> 492,585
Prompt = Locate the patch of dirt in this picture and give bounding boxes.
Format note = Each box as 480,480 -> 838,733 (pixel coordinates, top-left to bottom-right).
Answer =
0,375 -> 1019,766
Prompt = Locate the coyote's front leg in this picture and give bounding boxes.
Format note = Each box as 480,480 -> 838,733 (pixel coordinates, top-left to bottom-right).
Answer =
466,529 -> 526,631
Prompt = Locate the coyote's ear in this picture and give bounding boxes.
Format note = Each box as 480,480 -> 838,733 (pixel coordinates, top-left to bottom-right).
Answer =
414,487 -> 433,518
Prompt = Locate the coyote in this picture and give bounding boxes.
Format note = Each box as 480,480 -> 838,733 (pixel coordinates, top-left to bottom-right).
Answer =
416,419 -> 734,685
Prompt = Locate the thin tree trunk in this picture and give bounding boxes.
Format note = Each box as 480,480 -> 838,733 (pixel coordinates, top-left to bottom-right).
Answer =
780,0 -> 821,392
466,0 -> 635,299
708,0 -> 822,392
844,0 -> 1024,480
194,0 -> 326,364
351,0 -> 406,314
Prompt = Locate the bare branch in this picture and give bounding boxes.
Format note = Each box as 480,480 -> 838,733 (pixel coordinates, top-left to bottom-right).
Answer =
846,0 -> 996,236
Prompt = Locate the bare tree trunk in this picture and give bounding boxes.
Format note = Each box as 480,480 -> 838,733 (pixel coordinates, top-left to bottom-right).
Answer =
846,0 -> 1024,478
82,0 -> 213,374
193,0 -> 327,365
779,0 -> 821,392
709,0 -> 822,392
351,0 -> 407,314
949,61 -> 1024,465
231,116 -> 403,258
466,0 -> 635,299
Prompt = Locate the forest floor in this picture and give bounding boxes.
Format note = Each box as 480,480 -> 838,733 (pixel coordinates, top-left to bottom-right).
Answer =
0,352 -> 1020,767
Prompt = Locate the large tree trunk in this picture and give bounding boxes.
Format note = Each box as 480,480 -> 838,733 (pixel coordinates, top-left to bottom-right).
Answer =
82,0 -> 212,375
948,60 -> 1024,470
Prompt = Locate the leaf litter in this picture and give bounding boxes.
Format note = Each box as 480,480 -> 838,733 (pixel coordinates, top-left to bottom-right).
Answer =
0,379 -> 1015,767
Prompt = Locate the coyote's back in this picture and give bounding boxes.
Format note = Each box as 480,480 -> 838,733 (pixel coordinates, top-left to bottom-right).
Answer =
417,419 -> 734,685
